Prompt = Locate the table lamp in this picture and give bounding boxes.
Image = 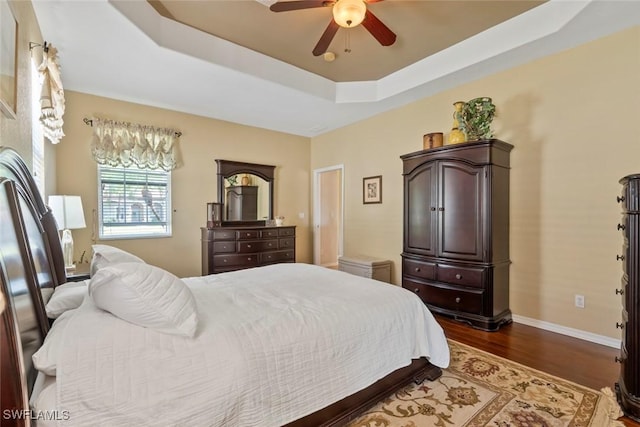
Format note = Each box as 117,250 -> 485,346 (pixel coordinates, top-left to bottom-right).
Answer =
48,195 -> 86,271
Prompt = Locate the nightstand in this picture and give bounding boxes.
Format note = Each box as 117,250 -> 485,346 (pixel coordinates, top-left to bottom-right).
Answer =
65,264 -> 90,282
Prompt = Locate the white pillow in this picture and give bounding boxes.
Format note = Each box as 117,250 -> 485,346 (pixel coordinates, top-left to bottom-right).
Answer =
45,280 -> 89,318
90,244 -> 145,277
32,310 -> 75,376
89,263 -> 198,337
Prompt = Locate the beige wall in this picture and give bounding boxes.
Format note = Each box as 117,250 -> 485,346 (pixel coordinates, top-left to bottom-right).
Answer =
311,27 -> 640,339
55,91 -> 311,278
0,1 -> 57,188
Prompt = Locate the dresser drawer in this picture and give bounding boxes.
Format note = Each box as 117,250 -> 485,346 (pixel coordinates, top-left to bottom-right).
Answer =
261,229 -> 279,238
404,279 -> 484,315
212,229 -> 236,240
437,263 -> 485,288
238,240 -> 278,253
213,241 -> 236,253
237,230 -> 260,240
262,250 -> 295,264
213,253 -> 259,267
279,237 -> 295,249
403,258 -> 435,281
278,227 -> 295,237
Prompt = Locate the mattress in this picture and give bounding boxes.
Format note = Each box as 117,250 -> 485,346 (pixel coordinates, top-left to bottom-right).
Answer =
38,263 -> 449,426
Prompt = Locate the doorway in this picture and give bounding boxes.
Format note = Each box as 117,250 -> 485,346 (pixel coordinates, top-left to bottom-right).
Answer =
313,165 -> 344,268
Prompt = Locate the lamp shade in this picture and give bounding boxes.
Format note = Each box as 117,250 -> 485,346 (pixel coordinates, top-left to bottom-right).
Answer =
333,0 -> 366,28
48,195 -> 86,230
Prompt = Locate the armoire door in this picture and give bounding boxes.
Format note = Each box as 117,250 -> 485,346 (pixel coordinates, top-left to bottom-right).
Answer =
438,161 -> 486,261
404,162 -> 437,256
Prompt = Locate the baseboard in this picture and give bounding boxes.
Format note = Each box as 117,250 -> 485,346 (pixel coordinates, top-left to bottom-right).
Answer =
512,314 -> 621,349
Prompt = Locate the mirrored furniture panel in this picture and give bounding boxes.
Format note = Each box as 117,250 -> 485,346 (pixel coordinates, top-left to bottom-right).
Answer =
216,159 -> 275,225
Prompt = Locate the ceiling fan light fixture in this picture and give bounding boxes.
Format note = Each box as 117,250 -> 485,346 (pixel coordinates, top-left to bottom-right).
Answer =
332,0 -> 366,28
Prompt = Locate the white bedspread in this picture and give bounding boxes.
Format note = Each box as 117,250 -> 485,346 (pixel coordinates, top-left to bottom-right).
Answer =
52,263 -> 449,426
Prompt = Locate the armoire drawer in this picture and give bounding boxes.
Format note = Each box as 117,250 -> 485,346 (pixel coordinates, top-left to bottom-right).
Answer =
437,263 -> 486,289
403,258 -> 436,281
403,278 -> 484,315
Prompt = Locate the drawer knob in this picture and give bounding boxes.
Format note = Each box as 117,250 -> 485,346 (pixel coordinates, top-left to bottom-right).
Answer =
247,244 -> 252,248
615,356 -> 624,363
617,196 -> 625,203
247,257 -> 252,261
617,254 -> 625,261
455,297 -> 461,303
223,259 -> 228,263
430,207 -> 436,211
415,267 -> 421,272
616,288 -> 624,295
617,223 -> 626,231
438,207 -> 445,211
413,288 -> 420,293
455,274 -> 462,280
616,322 -> 625,329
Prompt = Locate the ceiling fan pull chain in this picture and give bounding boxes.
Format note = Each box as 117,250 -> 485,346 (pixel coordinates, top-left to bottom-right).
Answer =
344,30 -> 352,53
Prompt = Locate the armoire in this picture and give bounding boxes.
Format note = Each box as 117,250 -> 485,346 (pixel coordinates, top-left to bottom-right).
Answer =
401,139 -> 513,331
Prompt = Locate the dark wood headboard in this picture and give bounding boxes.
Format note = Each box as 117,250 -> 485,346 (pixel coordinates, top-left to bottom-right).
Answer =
0,148 -> 65,425
0,147 -> 66,285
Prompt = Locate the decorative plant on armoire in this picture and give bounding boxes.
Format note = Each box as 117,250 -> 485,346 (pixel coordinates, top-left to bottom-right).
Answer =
462,97 -> 496,141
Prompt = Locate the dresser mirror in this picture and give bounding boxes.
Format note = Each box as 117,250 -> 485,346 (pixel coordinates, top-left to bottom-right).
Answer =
216,159 -> 275,225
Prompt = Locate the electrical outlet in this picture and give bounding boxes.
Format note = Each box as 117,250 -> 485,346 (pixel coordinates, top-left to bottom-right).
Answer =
575,294 -> 585,308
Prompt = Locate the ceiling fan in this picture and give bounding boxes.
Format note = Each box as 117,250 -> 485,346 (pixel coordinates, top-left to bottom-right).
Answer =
269,0 -> 396,56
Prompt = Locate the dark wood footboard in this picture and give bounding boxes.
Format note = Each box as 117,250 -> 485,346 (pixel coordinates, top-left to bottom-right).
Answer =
285,358 -> 442,427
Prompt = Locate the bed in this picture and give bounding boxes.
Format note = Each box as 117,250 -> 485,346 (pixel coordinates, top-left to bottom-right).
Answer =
0,146 -> 449,426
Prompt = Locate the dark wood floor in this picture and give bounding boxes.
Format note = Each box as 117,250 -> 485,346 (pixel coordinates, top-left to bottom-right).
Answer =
436,314 -> 640,427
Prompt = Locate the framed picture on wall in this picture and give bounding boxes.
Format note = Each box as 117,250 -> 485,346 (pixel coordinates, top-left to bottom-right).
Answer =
363,175 -> 382,204
0,0 -> 17,119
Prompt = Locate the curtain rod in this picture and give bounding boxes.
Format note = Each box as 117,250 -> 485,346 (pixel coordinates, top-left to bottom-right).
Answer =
83,117 -> 182,137
29,41 -> 49,52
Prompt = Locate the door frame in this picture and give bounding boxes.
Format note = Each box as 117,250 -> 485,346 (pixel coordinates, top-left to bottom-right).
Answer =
313,164 -> 345,266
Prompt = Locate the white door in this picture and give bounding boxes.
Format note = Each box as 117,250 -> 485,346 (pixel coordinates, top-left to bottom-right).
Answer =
313,165 -> 344,267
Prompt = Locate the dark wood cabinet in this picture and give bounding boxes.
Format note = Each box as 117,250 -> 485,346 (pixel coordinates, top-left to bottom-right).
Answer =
616,174 -> 640,421
401,139 -> 513,331
226,185 -> 258,221
201,226 -> 296,275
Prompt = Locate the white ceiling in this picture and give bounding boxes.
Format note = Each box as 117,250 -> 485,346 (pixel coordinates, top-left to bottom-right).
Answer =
32,0 -> 640,138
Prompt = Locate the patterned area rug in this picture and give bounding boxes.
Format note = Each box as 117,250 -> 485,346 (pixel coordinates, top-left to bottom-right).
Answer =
348,340 -> 624,427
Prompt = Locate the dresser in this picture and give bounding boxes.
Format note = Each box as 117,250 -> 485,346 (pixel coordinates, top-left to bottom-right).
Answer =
616,174 -> 640,421
201,226 -> 296,275
400,139 -> 513,331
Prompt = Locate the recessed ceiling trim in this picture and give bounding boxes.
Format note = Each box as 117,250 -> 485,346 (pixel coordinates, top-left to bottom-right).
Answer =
110,0 -> 338,102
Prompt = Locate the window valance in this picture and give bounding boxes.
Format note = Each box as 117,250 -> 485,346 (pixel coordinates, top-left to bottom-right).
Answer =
88,117 -> 180,171
38,44 -> 65,144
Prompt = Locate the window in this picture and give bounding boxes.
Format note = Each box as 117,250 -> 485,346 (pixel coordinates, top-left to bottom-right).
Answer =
98,165 -> 171,239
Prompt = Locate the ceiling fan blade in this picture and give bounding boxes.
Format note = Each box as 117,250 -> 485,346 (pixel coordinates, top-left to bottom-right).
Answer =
362,9 -> 396,46
270,1 -> 334,12
312,19 -> 340,56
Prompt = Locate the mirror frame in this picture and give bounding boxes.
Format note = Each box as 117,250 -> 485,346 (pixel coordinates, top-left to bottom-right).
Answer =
216,159 -> 275,226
